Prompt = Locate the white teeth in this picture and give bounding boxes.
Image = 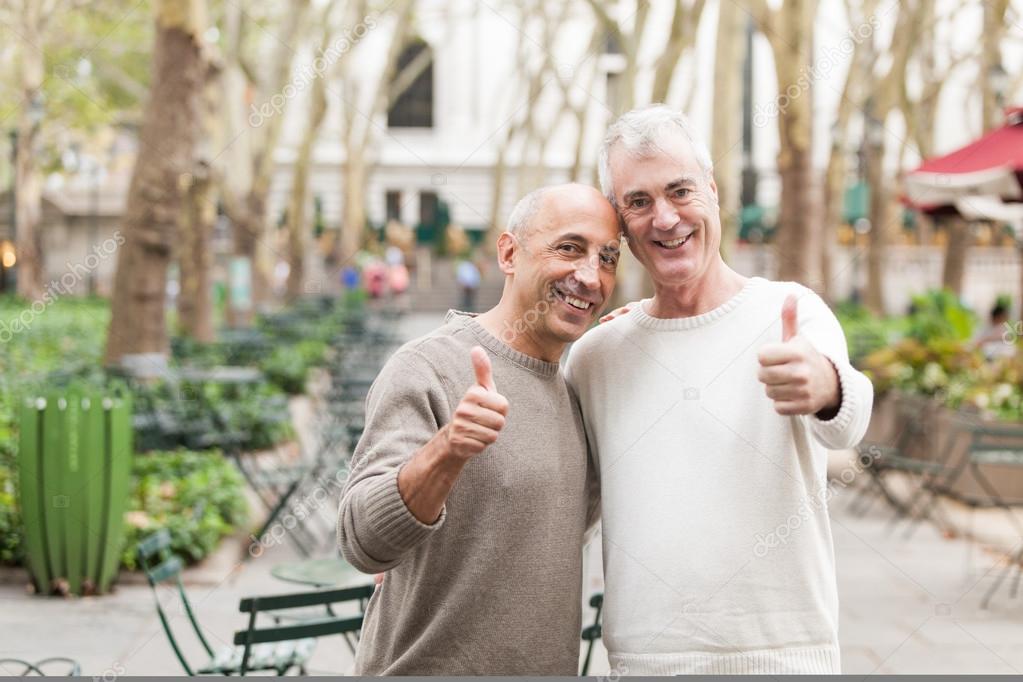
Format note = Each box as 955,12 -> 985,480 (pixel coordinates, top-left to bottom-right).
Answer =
554,286 -> 594,310
659,234 -> 693,248
564,294 -> 591,310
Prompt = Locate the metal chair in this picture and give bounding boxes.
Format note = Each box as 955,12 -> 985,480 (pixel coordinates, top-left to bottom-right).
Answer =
580,592 -> 603,676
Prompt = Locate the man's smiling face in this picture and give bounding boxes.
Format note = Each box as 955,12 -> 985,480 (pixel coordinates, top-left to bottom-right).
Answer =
510,186 -> 621,345
609,129 -> 721,290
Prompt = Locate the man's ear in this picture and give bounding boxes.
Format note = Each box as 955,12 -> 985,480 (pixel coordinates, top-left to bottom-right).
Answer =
496,232 -> 517,275
708,175 -> 719,204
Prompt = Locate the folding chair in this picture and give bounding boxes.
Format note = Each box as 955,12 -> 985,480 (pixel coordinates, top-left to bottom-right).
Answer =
234,584 -> 374,675
580,592 -> 603,676
137,529 -> 373,675
904,419 -> 1023,608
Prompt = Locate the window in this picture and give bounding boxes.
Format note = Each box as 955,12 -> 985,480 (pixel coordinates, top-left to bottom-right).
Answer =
605,72 -> 622,116
603,31 -> 622,55
385,190 -> 402,223
388,40 -> 433,128
419,191 -> 438,226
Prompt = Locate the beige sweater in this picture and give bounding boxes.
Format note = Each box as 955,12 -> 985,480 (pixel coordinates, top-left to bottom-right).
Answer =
337,311 -> 597,675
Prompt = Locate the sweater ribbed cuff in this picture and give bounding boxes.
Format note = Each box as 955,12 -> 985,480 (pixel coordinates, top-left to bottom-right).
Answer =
360,469 -> 445,556
609,644 -> 840,674
811,356 -> 858,439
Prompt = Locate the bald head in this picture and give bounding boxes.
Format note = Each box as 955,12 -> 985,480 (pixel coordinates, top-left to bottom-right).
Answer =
506,183 -> 617,241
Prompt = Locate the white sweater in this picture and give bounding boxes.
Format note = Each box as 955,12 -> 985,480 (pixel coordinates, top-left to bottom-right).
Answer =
565,278 -> 873,675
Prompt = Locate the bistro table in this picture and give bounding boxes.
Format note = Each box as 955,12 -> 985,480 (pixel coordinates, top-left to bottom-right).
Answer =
271,557 -> 362,588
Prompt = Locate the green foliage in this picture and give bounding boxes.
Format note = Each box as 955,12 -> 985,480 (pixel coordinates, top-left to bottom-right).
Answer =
260,340 -> 328,395
905,290 -> 976,343
0,458 -> 22,565
839,290 -> 1023,422
132,378 -> 293,453
2,448 -> 248,571
835,300 -> 904,365
120,449 -> 249,569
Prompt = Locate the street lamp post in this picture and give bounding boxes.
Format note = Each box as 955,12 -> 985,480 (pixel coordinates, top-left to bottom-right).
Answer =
989,62 -> 1009,113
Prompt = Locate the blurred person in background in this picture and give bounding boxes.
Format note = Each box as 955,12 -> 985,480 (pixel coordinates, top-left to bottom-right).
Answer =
973,297 -> 1016,359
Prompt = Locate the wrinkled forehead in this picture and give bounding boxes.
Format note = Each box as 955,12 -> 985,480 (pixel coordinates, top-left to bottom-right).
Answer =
529,192 -> 620,246
608,129 -> 706,183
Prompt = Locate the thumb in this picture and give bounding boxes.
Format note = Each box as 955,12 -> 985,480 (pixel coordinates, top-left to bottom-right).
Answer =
781,294 -> 798,342
471,346 -> 496,391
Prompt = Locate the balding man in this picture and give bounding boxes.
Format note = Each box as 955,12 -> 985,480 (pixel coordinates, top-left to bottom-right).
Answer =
338,183 -> 621,674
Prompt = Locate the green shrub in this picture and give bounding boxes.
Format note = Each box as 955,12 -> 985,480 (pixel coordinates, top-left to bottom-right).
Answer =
835,301 -> 903,365
121,449 -> 249,569
260,340 -> 328,394
0,457 -> 22,565
905,289 -> 976,343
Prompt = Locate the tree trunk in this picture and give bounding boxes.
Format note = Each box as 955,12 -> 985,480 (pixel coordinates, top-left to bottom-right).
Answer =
286,74 -> 328,301
340,155 -> 366,267
105,0 -> 204,366
177,163 -> 215,342
980,0 -> 1010,133
712,0 -> 743,261
820,146 -> 846,304
769,0 -> 819,289
864,139 -> 888,314
942,216 -> 970,295
14,4 -> 45,301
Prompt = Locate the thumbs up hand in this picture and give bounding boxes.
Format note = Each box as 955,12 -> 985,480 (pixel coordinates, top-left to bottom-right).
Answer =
443,346 -> 510,460
756,295 -> 841,417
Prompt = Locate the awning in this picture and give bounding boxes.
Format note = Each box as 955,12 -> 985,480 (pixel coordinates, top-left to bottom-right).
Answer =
953,195 -> 1023,239
904,107 -> 1023,212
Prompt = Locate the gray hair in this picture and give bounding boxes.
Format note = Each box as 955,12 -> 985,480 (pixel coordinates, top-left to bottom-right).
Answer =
597,104 -> 714,207
505,186 -> 550,237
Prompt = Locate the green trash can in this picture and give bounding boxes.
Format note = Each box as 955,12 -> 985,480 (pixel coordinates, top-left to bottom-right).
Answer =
17,389 -> 133,596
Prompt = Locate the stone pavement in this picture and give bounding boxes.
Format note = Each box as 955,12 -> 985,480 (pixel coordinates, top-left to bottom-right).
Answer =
2,311 -> 1021,675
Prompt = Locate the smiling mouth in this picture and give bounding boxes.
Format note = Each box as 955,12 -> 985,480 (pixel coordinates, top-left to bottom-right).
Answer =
655,232 -> 695,249
553,285 -> 595,312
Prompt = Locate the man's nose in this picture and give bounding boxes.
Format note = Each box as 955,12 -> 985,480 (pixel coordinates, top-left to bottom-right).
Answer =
573,257 -> 600,290
652,198 -> 678,231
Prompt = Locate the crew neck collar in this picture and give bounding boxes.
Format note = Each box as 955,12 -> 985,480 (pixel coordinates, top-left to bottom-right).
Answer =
445,310 -> 562,377
629,277 -> 765,331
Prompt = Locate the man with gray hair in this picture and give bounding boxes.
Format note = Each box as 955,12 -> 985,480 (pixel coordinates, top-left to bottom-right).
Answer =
338,183 -> 620,674
566,104 -> 873,673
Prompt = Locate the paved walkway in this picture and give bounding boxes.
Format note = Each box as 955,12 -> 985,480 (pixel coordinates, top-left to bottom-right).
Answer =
2,312 -> 1021,675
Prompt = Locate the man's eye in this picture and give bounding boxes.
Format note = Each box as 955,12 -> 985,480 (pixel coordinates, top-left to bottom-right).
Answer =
628,197 -> 649,209
674,188 -> 691,199
600,254 -> 619,267
558,243 -> 580,253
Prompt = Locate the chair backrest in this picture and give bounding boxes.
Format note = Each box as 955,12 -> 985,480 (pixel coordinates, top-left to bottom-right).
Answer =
234,584 -> 375,675
136,529 -> 214,676
969,422 -> 1023,464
